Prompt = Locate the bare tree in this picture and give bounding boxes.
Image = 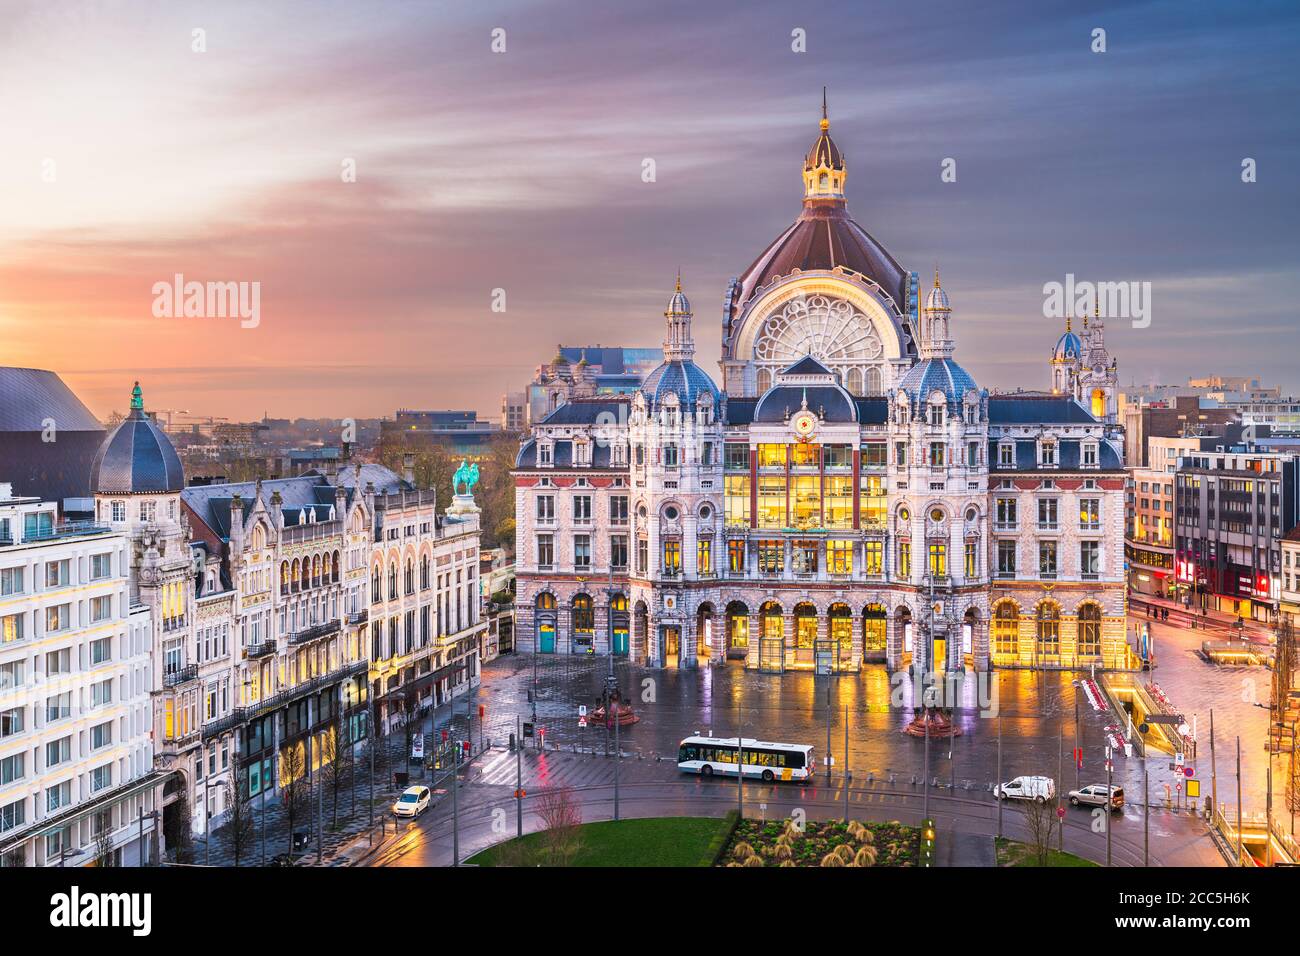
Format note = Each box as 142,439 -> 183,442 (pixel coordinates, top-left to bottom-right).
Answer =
279,742 -> 308,856
321,718 -> 352,829
93,815 -> 116,868
534,786 -> 583,867
222,771 -> 255,866
164,797 -> 194,864
1020,799 -> 1060,866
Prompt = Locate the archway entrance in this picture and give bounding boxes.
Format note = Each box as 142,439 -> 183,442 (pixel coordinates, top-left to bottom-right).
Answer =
725,601 -> 749,662
696,603 -> 715,663
828,603 -> 853,671
759,602 -> 784,672
632,601 -> 649,663
536,593 -> 557,654
862,603 -> 887,662
663,626 -> 681,669
610,595 -> 629,656
794,603 -> 817,668
896,606 -> 913,668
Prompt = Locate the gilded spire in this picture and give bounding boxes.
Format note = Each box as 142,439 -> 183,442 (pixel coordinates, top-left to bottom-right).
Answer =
821,86 -> 829,131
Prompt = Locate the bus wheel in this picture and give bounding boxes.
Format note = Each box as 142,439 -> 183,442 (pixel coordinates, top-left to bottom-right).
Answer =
762,770 -> 774,782
700,765 -> 713,777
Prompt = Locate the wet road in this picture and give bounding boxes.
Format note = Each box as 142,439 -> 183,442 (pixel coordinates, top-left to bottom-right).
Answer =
380,649 -> 1226,866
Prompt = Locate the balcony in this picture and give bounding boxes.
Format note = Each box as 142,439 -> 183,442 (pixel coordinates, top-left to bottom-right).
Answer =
163,664 -> 198,687
661,566 -> 682,579
21,521 -> 114,544
289,619 -> 341,646
247,640 -> 276,659
347,609 -> 369,626
202,658 -> 368,741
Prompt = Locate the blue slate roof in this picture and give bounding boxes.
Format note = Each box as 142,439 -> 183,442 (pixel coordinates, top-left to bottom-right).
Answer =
988,396 -> 1096,424
90,408 -> 185,494
538,398 -> 629,425
988,438 -> 1123,471
182,476 -> 345,541
896,357 -> 978,405
754,384 -> 857,423
640,360 -> 719,410
514,438 -> 618,469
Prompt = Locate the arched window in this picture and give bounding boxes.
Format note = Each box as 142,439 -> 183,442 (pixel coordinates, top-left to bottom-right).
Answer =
420,554 -> 430,590
845,367 -> 864,396
371,566 -> 380,604
794,603 -> 817,649
536,592 -> 556,611
865,366 -> 882,396
280,562 -> 289,596
760,602 -> 783,641
331,550 -> 341,584
404,559 -> 414,596
993,602 -> 1019,656
1077,604 -> 1102,658
292,559 -> 302,593
1036,603 -> 1060,656
862,603 -> 887,653
756,367 -> 773,394
388,562 -> 398,602
726,600 -> 749,653
573,594 -> 594,637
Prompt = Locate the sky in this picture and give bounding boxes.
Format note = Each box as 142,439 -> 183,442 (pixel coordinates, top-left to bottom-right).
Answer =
1,0 -> 1298,422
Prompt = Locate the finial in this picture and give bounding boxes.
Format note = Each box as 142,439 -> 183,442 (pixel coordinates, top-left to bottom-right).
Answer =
675,268 -> 681,293
820,87 -> 829,131
1065,312 -> 1072,333
933,263 -> 941,288
130,381 -> 143,411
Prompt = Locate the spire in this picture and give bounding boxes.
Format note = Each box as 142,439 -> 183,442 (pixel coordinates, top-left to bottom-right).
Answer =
803,89 -> 845,202
663,274 -> 695,361
130,381 -> 144,412
921,269 -> 954,359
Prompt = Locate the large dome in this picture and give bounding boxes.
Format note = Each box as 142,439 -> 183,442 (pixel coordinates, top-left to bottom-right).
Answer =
896,357 -> 978,406
90,382 -> 184,495
733,201 -> 911,319
640,360 -> 719,409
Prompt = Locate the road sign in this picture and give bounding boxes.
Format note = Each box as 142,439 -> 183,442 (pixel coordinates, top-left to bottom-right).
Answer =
578,705 -> 587,717
1183,765 -> 1194,778
1138,723 -> 1150,735
411,736 -> 424,760
1056,806 -> 1066,819
578,716 -> 587,728
1186,779 -> 1200,798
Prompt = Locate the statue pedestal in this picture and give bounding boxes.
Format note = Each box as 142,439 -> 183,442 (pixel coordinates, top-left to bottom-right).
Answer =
446,493 -> 480,517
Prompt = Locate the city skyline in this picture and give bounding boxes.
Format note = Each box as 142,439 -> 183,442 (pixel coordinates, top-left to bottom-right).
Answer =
3,0 -> 1299,420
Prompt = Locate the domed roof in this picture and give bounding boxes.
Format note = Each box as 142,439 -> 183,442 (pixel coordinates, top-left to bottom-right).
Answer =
1053,327 -> 1083,362
925,281 -> 950,313
805,120 -> 844,171
640,360 -> 719,410
665,278 -> 691,317
90,382 -> 184,495
753,355 -> 857,423
896,357 -> 978,406
734,203 -> 910,316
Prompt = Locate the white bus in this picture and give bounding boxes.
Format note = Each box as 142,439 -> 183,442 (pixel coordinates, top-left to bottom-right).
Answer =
676,736 -> 815,782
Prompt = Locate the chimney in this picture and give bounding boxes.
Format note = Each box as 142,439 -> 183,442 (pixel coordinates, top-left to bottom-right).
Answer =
269,490 -> 284,529
403,453 -> 416,487
229,494 -> 245,547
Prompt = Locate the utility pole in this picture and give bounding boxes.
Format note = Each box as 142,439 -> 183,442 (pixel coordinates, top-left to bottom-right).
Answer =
825,676 -> 832,783
1106,747 -> 1113,867
1057,715 -> 1064,852
843,705 -> 849,824
614,696 -> 622,822
1236,736 -> 1243,865
736,700 -> 744,819
452,736 -> 461,866
1073,694 -> 1080,789
923,706 -> 931,823
515,714 -> 523,837
1143,756 -> 1149,866
996,712 -> 1003,838
1210,710 -> 1218,822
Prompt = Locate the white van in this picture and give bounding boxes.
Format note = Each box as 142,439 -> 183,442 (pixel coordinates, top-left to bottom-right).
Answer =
994,775 -> 1055,804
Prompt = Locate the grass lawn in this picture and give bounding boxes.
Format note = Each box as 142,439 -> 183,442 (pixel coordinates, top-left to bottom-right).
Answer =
995,837 -> 1098,867
467,816 -> 730,867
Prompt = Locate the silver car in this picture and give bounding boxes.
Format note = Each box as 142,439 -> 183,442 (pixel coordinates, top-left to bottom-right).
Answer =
1068,783 -> 1123,811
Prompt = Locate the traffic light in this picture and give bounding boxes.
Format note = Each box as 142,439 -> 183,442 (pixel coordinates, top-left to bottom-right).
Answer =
478,704 -> 485,719
461,739 -> 470,756
440,729 -> 449,743
920,818 -> 936,867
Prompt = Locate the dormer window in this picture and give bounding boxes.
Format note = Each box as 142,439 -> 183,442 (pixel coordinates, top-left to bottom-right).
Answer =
998,442 -> 1014,467
1040,440 -> 1058,467
574,442 -> 591,466
1082,442 -> 1099,468
928,404 -> 944,427
538,443 -> 553,466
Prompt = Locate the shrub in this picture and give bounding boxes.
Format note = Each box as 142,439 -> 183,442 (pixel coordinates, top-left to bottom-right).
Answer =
731,841 -> 755,861
820,852 -> 846,867
742,854 -> 765,867
854,846 -> 877,867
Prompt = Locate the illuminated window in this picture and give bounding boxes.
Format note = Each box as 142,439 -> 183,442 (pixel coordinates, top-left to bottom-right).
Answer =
863,541 -> 883,575
757,444 -> 787,469
728,539 -> 745,573
790,443 -> 818,468
790,475 -> 821,529
827,540 -> 853,574
964,541 -> 977,578
928,542 -> 946,577
993,603 -> 1019,656
1036,604 -> 1060,656
724,475 -> 751,527
757,540 -> 783,574
757,476 -> 786,529
696,538 -> 712,575
897,541 -> 911,578
824,476 -> 853,528
1078,604 -> 1101,657
663,540 -> 681,573
859,475 -> 886,527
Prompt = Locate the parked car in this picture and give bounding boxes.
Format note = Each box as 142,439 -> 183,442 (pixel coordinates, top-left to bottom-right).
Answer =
994,775 -> 1055,804
1069,783 -> 1124,811
393,785 -> 431,818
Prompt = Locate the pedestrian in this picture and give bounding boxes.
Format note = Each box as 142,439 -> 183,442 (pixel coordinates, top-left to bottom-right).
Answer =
1162,608 -> 1169,623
